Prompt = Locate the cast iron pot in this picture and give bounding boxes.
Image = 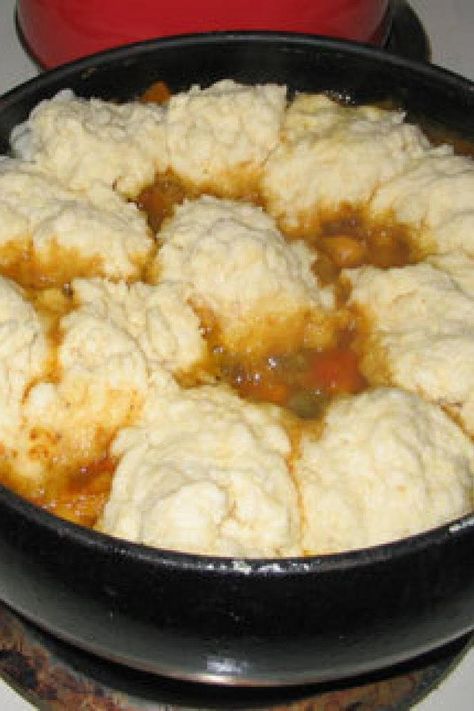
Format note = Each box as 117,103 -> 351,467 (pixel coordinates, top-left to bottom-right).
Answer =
0,33 -> 474,687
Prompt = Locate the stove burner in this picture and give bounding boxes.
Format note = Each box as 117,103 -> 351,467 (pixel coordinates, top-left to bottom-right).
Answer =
0,602 -> 472,710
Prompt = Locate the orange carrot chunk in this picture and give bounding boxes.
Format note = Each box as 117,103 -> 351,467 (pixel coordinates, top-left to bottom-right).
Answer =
306,348 -> 366,394
238,377 -> 290,406
140,80 -> 172,104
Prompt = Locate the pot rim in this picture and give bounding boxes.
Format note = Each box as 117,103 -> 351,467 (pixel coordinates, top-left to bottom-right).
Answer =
2,30 -> 474,104
2,477 -> 473,575
2,30 -> 474,578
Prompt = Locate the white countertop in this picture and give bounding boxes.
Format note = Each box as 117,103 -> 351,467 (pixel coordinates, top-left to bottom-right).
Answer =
0,0 -> 474,708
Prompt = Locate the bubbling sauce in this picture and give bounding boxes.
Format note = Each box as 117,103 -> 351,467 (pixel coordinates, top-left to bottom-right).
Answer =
137,174 -> 418,420
32,455 -> 117,527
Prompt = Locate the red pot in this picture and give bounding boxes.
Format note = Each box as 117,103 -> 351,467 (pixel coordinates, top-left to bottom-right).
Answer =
17,0 -> 392,68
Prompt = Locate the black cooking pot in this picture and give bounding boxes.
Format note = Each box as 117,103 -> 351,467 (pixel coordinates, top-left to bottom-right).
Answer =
0,33 -> 474,687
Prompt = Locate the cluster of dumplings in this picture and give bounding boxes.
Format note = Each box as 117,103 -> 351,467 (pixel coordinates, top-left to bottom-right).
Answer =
0,79 -> 473,557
